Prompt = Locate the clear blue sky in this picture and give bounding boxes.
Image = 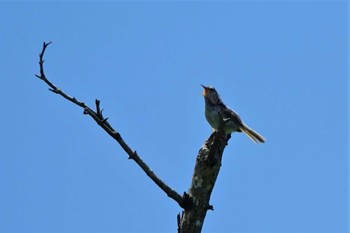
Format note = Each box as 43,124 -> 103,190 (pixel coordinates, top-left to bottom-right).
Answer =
0,2 -> 347,233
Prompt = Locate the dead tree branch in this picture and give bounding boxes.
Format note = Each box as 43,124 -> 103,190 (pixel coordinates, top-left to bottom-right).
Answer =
35,42 -> 189,209
36,42 -> 232,233
178,131 -> 231,233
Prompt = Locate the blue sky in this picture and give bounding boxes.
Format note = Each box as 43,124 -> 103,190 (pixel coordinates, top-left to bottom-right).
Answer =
0,2 -> 347,233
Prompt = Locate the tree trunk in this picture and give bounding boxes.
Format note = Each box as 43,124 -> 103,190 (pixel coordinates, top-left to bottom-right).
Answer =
178,131 -> 231,233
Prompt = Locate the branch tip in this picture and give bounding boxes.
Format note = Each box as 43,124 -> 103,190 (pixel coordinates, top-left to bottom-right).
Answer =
95,99 -> 102,115
43,41 -> 52,47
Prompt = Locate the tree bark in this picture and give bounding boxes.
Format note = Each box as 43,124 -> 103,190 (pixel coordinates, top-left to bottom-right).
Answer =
178,131 -> 231,233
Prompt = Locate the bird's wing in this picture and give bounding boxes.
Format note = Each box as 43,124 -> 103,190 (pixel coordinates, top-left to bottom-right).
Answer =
222,107 -> 244,127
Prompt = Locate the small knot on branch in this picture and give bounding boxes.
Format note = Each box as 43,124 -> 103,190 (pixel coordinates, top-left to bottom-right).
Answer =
206,204 -> 214,211
83,108 -> 90,115
128,150 -> 137,160
180,192 -> 193,210
49,88 -> 60,93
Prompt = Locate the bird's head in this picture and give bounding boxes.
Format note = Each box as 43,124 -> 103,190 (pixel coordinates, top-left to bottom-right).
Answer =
201,84 -> 221,105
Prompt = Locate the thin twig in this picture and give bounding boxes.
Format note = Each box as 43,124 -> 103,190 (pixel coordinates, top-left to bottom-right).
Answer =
35,42 -> 188,209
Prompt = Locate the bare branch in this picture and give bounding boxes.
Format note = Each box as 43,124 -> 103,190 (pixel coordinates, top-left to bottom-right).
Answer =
35,42 -> 187,209
36,42 -> 232,232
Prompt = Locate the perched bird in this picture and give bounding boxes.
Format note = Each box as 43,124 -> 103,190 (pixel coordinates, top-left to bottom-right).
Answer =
201,84 -> 265,143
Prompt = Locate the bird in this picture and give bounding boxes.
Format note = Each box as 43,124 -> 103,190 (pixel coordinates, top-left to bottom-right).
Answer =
201,84 -> 265,143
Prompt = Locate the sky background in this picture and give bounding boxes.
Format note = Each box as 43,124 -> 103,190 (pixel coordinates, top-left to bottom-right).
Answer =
0,1 -> 348,233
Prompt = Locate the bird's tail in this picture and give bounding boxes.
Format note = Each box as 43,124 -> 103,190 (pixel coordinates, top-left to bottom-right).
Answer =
240,124 -> 265,144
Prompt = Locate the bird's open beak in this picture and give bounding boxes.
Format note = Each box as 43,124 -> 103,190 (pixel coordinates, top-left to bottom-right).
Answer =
201,84 -> 208,96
